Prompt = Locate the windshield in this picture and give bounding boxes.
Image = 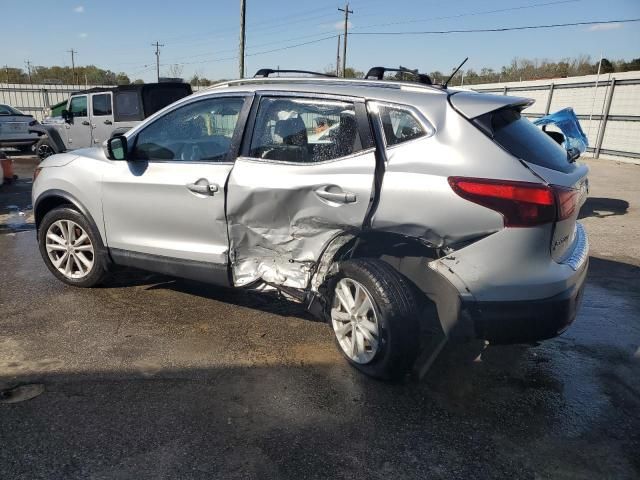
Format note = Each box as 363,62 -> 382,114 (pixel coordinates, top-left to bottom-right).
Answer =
475,107 -> 573,173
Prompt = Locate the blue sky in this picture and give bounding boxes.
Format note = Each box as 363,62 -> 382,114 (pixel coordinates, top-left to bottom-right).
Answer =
2,0 -> 639,82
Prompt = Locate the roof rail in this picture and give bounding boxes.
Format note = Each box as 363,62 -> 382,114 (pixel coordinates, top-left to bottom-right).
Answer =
254,68 -> 336,78
205,76 -> 444,94
365,66 -> 433,86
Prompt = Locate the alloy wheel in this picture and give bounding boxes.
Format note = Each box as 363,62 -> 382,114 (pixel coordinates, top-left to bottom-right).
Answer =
45,220 -> 94,279
331,278 -> 380,364
37,143 -> 54,160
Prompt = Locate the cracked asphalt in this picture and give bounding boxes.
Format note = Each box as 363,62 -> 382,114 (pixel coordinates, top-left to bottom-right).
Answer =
0,154 -> 639,479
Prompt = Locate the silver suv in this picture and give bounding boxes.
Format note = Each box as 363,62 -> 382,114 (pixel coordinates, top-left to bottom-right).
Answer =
32,73 -> 589,380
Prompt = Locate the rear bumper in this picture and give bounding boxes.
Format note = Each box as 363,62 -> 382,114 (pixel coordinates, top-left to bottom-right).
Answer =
466,257 -> 588,343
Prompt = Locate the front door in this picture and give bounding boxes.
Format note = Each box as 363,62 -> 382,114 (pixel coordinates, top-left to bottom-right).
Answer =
101,95 -> 251,285
226,94 -> 376,289
66,95 -> 93,148
90,92 -> 114,146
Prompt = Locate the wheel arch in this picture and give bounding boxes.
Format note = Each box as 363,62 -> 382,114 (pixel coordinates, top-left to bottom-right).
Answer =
34,190 -> 103,244
311,230 -> 472,338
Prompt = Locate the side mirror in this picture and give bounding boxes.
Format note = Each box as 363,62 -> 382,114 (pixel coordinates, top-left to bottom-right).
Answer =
61,109 -> 71,123
106,135 -> 128,161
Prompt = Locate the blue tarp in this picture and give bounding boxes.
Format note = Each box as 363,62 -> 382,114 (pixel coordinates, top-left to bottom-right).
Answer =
533,107 -> 588,155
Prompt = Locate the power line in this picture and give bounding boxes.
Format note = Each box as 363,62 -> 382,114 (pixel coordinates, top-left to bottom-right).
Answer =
349,18 -> 640,35
351,0 -> 582,30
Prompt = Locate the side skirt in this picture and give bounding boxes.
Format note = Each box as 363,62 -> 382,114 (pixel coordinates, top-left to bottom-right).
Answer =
109,248 -> 231,287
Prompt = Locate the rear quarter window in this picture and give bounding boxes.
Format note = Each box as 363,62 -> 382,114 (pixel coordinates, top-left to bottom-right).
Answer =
376,104 -> 432,147
475,107 -> 572,173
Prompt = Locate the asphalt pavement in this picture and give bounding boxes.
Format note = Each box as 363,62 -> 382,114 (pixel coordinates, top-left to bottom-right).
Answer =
0,153 -> 639,479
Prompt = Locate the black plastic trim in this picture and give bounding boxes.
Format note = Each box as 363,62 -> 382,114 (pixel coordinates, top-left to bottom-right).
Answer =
110,248 -> 231,287
34,189 -> 98,235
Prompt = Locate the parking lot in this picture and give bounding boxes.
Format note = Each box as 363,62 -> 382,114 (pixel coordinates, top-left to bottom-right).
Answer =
1,154 -> 639,479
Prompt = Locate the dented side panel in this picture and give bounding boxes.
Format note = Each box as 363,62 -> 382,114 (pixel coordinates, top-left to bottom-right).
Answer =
226,152 -> 376,288
371,99 -> 543,247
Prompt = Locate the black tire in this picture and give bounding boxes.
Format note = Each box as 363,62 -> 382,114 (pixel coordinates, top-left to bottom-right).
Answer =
35,137 -> 56,160
38,206 -> 110,287
328,258 -> 420,381
17,144 -> 33,153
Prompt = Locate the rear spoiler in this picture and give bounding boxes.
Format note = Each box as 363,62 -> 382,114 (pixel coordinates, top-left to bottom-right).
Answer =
448,91 -> 533,120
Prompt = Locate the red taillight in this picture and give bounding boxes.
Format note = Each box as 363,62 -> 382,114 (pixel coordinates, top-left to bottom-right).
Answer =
448,177 -> 557,227
553,185 -> 580,221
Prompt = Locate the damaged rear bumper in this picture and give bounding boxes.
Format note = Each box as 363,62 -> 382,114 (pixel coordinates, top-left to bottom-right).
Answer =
467,257 -> 588,343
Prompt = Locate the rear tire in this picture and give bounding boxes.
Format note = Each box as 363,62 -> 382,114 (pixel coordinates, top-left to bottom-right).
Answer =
328,258 -> 420,381
17,144 -> 33,154
38,206 -> 109,287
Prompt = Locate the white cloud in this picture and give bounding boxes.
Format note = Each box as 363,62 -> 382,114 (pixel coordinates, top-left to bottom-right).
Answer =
73,5 -> 85,13
78,32 -> 88,38
334,20 -> 352,30
587,23 -> 623,32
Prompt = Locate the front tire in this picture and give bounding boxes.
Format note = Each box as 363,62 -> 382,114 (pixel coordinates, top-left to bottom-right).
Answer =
329,259 -> 420,380
38,207 -> 109,287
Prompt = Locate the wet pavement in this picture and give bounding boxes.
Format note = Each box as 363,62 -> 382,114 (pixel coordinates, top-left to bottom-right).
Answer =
0,155 -> 639,479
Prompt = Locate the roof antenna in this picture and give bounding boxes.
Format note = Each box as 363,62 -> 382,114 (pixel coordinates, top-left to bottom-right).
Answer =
443,57 -> 468,89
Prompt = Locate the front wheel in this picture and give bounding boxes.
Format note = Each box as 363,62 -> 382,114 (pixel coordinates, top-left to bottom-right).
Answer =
38,207 -> 109,287
329,259 -> 420,380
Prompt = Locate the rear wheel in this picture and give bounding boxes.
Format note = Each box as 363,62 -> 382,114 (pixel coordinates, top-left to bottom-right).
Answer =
17,144 -> 33,154
35,138 -> 56,160
329,259 -> 420,380
38,207 -> 109,287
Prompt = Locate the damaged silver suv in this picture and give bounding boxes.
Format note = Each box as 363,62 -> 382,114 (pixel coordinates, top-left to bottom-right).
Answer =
32,70 -> 589,380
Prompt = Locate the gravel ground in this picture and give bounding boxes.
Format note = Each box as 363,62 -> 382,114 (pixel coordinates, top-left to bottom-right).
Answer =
0,154 -> 638,479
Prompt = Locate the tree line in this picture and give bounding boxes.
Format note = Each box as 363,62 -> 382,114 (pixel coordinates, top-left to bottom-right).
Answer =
3,55 -> 639,86
1,65 -> 139,85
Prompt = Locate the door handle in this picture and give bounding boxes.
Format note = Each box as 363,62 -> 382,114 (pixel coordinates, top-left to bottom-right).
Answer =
187,181 -> 219,195
315,186 -> 357,204
104,120 -> 113,125
81,120 -> 90,126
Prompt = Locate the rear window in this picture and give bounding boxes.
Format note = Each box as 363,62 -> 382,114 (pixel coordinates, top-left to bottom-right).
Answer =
141,84 -> 192,117
475,107 -> 572,173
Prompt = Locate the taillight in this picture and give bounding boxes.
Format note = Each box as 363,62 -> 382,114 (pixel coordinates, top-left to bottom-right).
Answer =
448,177 -> 556,227
33,167 -> 42,181
553,185 -> 580,221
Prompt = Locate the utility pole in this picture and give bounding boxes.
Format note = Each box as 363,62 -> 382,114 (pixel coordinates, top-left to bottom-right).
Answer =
24,60 -> 33,84
67,49 -> 77,84
152,41 -> 164,82
335,35 -> 341,77
338,3 -> 353,78
239,0 -> 246,79
4,65 -> 9,84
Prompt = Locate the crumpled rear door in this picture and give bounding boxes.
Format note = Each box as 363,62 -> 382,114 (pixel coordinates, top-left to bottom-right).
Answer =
225,94 -> 376,289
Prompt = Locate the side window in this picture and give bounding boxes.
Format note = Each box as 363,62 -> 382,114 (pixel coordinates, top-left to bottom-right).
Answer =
249,97 -> 362,163
92,94 -> 112,116
69,96 -> 88,117
114,91 -> 142,121
132,97 -> 244,162
376,104 -> 431,146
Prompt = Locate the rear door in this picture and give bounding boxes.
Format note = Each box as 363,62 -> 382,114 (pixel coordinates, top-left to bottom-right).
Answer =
66,95 -> 93,148
226,93 -> 376,289
90,92 -> 114,145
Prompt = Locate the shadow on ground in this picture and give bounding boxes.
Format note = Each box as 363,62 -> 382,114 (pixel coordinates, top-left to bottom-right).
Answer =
579,197 -> 630,219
